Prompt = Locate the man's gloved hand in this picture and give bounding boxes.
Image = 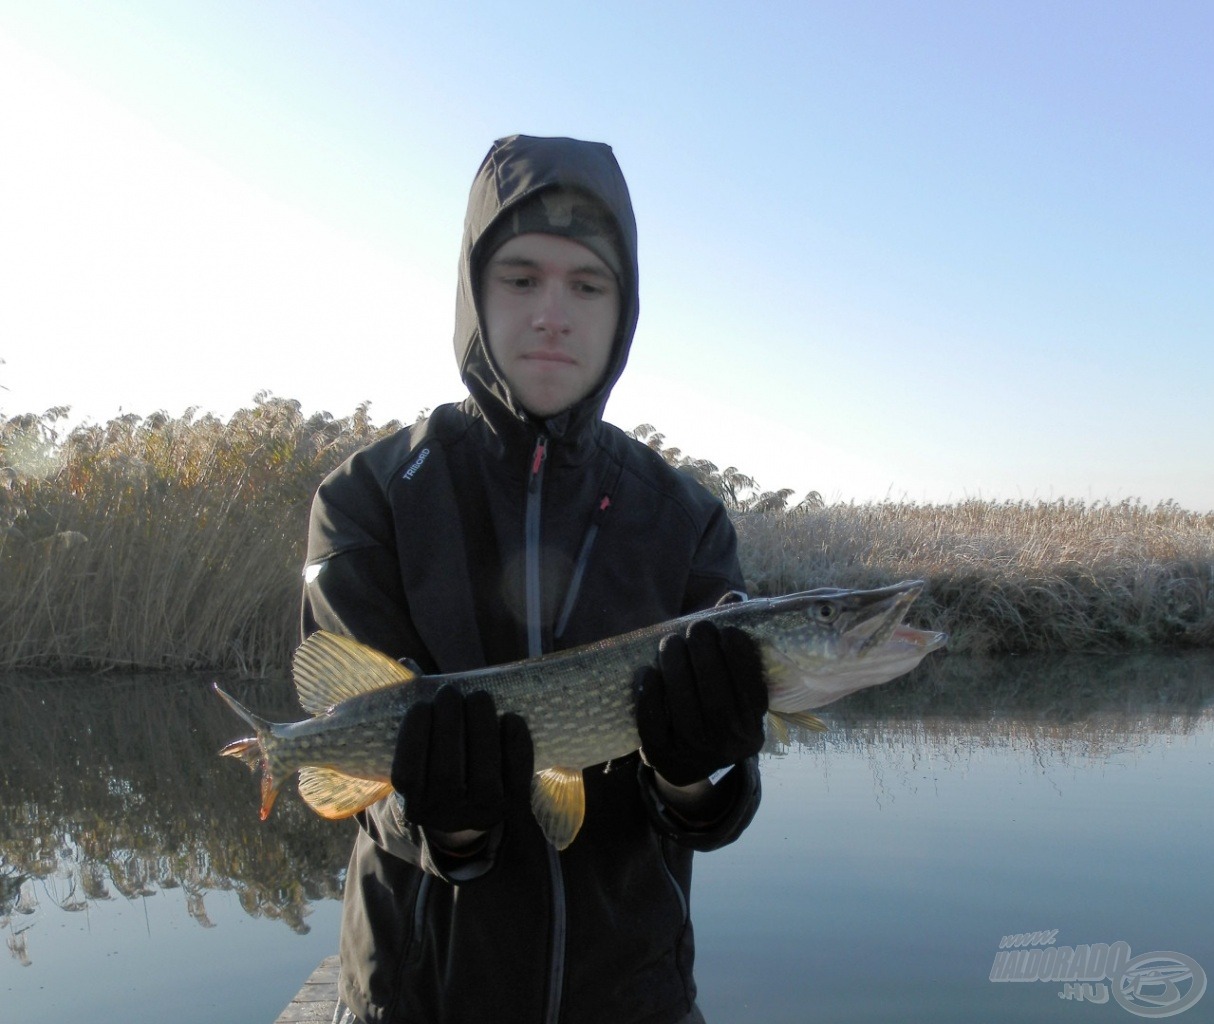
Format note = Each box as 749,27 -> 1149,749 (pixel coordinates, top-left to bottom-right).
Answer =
392,687 -> 533,836
635,620 -> 768,787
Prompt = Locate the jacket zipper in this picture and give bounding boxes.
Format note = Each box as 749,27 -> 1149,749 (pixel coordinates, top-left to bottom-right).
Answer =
525,435 -> 548,659
554,494 -> 611,640
544,845 -> 567,1024
524,434 -> 567,1024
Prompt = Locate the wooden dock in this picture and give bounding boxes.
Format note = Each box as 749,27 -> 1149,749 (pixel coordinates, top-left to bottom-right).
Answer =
274,955 -> 340,1023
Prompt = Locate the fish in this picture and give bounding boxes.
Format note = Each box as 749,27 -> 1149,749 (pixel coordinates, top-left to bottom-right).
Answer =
216,580 -> 946,849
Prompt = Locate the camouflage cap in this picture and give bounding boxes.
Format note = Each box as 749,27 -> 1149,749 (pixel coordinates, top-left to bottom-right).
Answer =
478,186 -> 623,282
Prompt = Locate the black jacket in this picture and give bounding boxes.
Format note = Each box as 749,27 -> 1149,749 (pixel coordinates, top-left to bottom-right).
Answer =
303,135 -> 760,1024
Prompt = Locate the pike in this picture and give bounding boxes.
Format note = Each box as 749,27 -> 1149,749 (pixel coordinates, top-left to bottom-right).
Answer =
216,580 -> 946,849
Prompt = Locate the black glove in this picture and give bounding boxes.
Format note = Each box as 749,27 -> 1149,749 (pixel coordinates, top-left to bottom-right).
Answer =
392,686 -> 533,835
635,620 -> 768,787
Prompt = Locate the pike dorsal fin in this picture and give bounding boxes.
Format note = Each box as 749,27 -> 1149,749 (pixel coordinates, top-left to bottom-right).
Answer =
531,767 -> 586,851
297,766 -> 395,819
293,630 -> 416,715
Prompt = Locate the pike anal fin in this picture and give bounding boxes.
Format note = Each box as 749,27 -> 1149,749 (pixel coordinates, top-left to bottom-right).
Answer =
298,767 -> 395,820
531,767 -> 586,851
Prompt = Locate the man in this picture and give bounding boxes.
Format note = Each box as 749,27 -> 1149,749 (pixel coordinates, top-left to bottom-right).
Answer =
303,135 -> 767,1024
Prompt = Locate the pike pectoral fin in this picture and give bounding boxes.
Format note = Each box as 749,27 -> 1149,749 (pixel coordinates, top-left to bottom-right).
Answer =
530,767 -> 586,851
297,767 -> 395,820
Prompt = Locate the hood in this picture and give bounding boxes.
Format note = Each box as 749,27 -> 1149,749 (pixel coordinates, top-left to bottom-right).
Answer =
453,135 -> 640,448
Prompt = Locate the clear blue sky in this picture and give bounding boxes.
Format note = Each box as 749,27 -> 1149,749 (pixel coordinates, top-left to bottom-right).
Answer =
2,1 -> 1211,510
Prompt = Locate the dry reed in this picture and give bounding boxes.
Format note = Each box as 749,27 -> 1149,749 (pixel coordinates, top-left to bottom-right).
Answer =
735,497 -> 1214,654
1,397 -> 401,672
2,401 -> 1211,672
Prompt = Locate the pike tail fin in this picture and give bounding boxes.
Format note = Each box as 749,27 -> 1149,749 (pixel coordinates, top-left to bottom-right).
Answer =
218,632 -> 415,824
214,685 -> 287,821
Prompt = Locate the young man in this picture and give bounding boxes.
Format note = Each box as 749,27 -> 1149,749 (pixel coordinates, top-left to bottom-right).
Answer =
303,135 -> 767,1024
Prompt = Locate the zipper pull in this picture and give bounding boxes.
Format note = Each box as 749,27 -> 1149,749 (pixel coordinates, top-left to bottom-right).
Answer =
528,436 -> 548,493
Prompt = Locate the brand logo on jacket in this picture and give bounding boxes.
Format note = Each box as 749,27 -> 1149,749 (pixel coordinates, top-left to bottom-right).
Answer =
403,448 -> 430,480
989,929 -> 1206,1017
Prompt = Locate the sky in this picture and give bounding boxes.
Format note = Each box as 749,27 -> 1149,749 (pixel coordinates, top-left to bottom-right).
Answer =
1,1 -> 1211,511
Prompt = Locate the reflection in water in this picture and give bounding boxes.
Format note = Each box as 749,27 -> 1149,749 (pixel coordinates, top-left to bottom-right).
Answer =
778,649 -> 1214,758
1,652 -> 1211,1021
694,651 -> 1214,1023
0,671 -> 355,967
760,653 -> 1214,841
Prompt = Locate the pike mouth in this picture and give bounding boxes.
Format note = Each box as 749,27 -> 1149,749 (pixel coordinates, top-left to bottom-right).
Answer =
835,581 -> 926,654
889,624 -> 949,654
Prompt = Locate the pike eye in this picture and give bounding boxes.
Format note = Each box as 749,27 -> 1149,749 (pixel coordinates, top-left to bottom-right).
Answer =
813,603 -> 838,622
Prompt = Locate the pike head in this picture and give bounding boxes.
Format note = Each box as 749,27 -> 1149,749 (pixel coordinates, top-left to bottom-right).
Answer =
744,580 -> 947,714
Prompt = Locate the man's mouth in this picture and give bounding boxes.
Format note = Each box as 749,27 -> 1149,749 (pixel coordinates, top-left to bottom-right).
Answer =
523,350 -> 576,364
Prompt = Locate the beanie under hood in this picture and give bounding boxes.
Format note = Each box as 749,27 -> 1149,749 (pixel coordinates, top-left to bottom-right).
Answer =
453,135 -> 640,448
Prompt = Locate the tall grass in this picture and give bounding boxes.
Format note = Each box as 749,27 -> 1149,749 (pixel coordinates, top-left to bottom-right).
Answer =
1,397 -> 401,672
736,497 -> 1214,653
2,399 -> 1211,672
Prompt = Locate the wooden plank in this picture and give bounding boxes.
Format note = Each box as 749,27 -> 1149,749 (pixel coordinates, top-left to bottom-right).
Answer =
274,954 -> 340,1024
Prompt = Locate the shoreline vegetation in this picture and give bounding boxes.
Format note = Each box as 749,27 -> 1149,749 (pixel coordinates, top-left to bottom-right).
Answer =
2,396 -> 1212,674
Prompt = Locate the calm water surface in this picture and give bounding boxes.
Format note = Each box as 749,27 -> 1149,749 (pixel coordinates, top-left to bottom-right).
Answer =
2,653 -> 1211,1023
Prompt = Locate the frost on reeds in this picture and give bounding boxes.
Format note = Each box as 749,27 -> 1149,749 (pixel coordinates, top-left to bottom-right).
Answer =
0,397 -> 401,673
2,405 -> 1212,671
736,497 -> 1214,655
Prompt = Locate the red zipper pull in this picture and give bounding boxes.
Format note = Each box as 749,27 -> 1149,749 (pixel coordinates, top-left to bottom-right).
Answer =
528,436 -> 548,492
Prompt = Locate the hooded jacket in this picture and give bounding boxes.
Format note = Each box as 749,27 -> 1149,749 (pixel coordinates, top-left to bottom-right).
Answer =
303,135 -> 760,1024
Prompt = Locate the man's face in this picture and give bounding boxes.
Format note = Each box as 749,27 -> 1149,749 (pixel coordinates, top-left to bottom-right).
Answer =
481,232 -> 620,419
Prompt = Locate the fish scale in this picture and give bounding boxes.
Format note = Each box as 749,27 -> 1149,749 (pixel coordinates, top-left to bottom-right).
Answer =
217,580 -> 946,849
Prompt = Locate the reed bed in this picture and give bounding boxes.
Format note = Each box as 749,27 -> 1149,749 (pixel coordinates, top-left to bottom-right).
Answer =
1,397 -> 401,673
736,497 -> 1214,654
2,400 -> 1211,672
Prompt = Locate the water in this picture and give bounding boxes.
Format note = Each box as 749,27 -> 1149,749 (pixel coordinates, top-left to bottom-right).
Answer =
2,653 -> 1212,1023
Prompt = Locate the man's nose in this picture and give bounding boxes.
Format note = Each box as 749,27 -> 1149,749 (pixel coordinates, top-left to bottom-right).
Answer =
532,282 -> 571,334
